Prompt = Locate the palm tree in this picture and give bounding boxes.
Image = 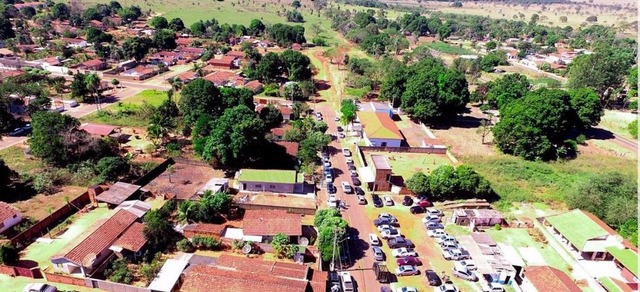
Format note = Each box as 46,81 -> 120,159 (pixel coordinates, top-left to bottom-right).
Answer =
177,201 -> 195,223
192,62 -> 204,77
172,77 -> 183,92
85,73 -> 101,110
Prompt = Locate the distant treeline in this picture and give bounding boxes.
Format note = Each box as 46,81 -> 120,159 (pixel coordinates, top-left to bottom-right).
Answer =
335,0 -> 389,9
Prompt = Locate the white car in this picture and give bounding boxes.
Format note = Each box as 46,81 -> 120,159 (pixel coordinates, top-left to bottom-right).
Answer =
395,265 -> 419,276
435,284 -> 459,292
458,259 -> 477,271
342,148 -> 352,156
380,228 -> 402,239
426,208 -> 443,216
437,235 -> 457,245
327,194 -> 338,208
392,248 -> 417,258
325,174 -> 333,183
323,161 -> 331,168
421,214 -> 441,223
377,224 -> 393,232
334,116 -> 340,121
397,287 -> 418,292
341,182 -> 353,193
368,233 -> 380,246
23,284 -> 57,292
383,196 -> 394,206
481,282 -> 505,292
378,213 -> 397,222
427,229 -> 447,238
345,157 -> 353,163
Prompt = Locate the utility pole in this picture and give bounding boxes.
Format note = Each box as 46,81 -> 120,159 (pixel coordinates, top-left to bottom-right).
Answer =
330,227 -> 338,272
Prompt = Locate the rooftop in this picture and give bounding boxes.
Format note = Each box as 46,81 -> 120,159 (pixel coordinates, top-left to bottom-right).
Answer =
181,264 -> 308,292
358,112 -> 403,140
147,259 -> 189,292
275,141 -> 299,157
525,266 -> 581,292
183,223 -> 227,237
546,209 -> 610,250
237,169 -> 299,184
242,209 -> 302,236
234,192 -> 316,210
111,222 -> 146,252
79,123 -> 117,136
370,155 -> 392,170
0,202 -> 20,223
598,277 -> 634,292
215,254 -> 308,280
114,200 -> 151,218
143,163 -> 218,200
96,182 -> 141,205
606,247 -> 639,278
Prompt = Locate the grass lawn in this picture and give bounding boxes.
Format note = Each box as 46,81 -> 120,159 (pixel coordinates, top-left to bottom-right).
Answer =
367,152 -> 452,180
598,110 -> 636,139
0,274 -> 99,292
22,207 -> 114,268
344,87 -> 369,99
0,146 -> 43,176
486,228 -> 572,275
590,140 -> 637,159
530,77 -> 563,88
425,41 -> 475,55
81,90 -> 172,127
463,153 -> 637,208
120,89 -> 170,107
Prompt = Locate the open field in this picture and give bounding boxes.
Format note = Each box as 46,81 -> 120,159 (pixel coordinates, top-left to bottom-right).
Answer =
425,41 -> 474,55
12,186 -> 88,221
598,110 -> 636,139
463,153 -> 637,208
0,145 -> 42,175
364,152 -> 453,180
22,207 -> 114,267
80,89 -> 172,127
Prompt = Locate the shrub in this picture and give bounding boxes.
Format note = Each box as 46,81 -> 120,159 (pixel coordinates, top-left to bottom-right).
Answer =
176,239 -> 195,252
32,172 -> 57,194
493,224 -> 502,230
263,83 -> 280,97
576,134 -> 587,145
0,244 -> 19,265
105,258 -> 134,284
192,236 -> 222,250
628,120 -> 638,139
312,36 -> 328,46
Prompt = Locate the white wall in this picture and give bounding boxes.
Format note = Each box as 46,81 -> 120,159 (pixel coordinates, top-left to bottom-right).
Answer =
368,138 -> 402,147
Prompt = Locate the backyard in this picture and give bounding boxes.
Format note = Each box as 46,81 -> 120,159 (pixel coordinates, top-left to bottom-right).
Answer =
80,89 -> 171,127
364,152 -> 453,180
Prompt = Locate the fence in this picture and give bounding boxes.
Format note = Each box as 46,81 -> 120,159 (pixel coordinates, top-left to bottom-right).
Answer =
45,270 -> 152,292
359,145 -> 447,154
44,271 -> 87,286
0,265 -> 41,278
132,158 -> 174,186
235,202 -> 316,215
11,191 -> 92,248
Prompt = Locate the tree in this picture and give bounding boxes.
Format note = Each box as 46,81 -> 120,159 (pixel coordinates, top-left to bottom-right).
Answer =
154,29 -> 177,50
179,78 -> 222,125
259,104 -> 283,129
284,82 -> 305,101
51,3 -> 70,20
628,120 -> 637,139
190,21 -> 206,36
201,106 -> 267,167
0,17 -> 15,41
111,79 -> 120,90
568,49 -> 635,98
560,16 -> 568,23
85,73 -> 102,107
480,50 -> 508,72
428,165 -> 458,200
485,41 -> 497,50
340,99 -> 357,127
314,209 -> 347,263
96,156 -> 130,182
253,52 -> 284,82
168,18 -> 185,31
271,233 -> 290,258
143,209 -> 176,251
122,37 -> 152,62
586,16 -> 598,22
281,50 -> 312,81
105,258 -> 134,284
0,244 -> 18,265
476,119 -> 492,144
286,10 -> 304,23
618,219 -> 638,246
485,73 -> 530,109
323,47 -> 339,64
291,0 -> 301,8
28,112 -> 79,166
248,19 -> 265,36
149,16 -> 168,29
380,61 -> 408,108
568,88 -> 603,130
406,172 -> 430,195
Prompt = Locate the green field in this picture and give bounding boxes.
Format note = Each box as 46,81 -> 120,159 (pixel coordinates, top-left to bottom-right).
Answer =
464,153 -> 637,208
80,89 -> 170,127
425,41 -> 475,55
0,146 -> 43,175
377,152 -> 453,180
599,110 -> 637,139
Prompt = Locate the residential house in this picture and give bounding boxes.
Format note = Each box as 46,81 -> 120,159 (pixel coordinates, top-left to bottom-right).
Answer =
149,51 -> 180,66
121,65 -> 168,80
256,104 -> 294,121
77,59 -> 107,71
521,266 -> 581,292
179,47 -> 205,62
543,209 -> 630,261
244,80 -> 264,93
369,102 -> 393,117
605,247 -> 639,288
42,57 -> 61,67
270,125 -> 291,141
176,37 -> 195,47
505,49 -> 519,60
225,51 -> 245,58
14,2 -> 44,9
79,123 -> 119,137
0,202 -> 21,233
148,259 -> 190,292
275,141 -> 299,158
452,209 -> 505,227
196,178 -> 229,197
95,182 -> 142,207
203,71 -> 243,87
109,222 -> 147,262
61,38 -> 88,49
50,209 -> 142,276
236,169 -> 305,194
0,49 -> 15,58
358,112 -> 404,147
183,223 -> 227,240
242,210 -> 302,243
89,20 -> 105,30
366,155 -> 392,192
113,200 -> 151,218
208,56 -> 240,69
421,137 -> 447,153
117,60 -> 138,70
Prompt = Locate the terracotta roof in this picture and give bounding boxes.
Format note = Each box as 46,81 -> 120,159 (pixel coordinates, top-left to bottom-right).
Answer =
112,222 -> 146,252
176,38 -> 194,46
183,223 -> 227,236
242,209 -> 302,236
96,182 -> 141,205
0,202 -> 20,223
526,266 -> 581,292
226,51 -> 245,58
358,112 -> 403,140
208,55 -> 237,66
80,123 -> 117,136
0,49 -> 14,56
180,47 -> 204,54
62,209 -> 138,265
177,71 -> 197,81
276,141 -> 299,157
182,265 -> 308,292
370,155 -> 392,170
215,254 -> 309,280
244,80 -> 263,91
80,59 -> 106,68
61,38 -> 85,44
270,125 -> 291,137
43,57 -> 60,66
203,71 -> 240,85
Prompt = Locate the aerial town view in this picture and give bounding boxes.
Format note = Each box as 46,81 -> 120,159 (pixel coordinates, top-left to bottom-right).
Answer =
0,0 -> 636,291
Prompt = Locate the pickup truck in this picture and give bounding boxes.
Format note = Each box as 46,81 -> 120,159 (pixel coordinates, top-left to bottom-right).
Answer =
441,247 -> 470,260
388,236 -> 414,248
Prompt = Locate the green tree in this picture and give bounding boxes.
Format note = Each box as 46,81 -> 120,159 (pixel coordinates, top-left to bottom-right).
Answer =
179,78 -> 222,125
428,165 -> 459,200
143,209 -> 176,251
568,88 -> 603,130
340,99 -> 357,127
149,16 -> 168,29
628,120 -> 637,139
568,48 -> 635,97
51,3 -> 70,20
480,50 -> 508,72
154,29 -> 177,50
271,233 -> 290,258
485,73 -> 530,109
406,172 -> 430,196
122,37 -> 152,62
281,50 -> 312,81
168,18 -> 185,31
248,19 -> 265,36
96,156 -> 130,182
0,244 -> 18,265
485,41 -> 497,50
259,104 -> 283,129
28,112 -> 79,166
254,52 -> 284,82
618,219 -> 638,246
105,258 -> 134,284
284,82 -> 306,101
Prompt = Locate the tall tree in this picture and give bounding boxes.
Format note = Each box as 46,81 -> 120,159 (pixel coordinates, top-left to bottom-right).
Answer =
485,73 -> 530,109
179,78 -> 222,125
568,48 -> 635,98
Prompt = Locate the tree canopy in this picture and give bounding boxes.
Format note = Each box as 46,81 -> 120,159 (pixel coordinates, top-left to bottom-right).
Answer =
406,165 -> 493,201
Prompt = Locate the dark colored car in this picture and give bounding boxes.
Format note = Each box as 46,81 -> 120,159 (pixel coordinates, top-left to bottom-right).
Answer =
409,206 -> 425,214
372,194 -> 383,208
9,128 -> 24,136
387,236 -> 414,248
402,196 -> 413,206
337,126 -> 343,132
397,256 -> 422,266
374,217 -> 395,227
351,176 -> 361,186
425,269 -> 442,286
327,183 -> 337,194
355,187 -> 365,196
416,199 -> 432,208
22,124 -> 32,133
348,164 -> 357,171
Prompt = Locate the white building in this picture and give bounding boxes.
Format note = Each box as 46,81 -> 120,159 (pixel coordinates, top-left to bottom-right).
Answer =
0,202 -> 21,233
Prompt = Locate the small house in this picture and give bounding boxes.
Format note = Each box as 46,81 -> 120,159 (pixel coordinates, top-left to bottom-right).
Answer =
0,202 -> 21,233
109,222 -> 147,262
243,80 -> 264,94
60,38 -> 88,49
236,169 -> 305,194
79,123 -> 119,137
77,59 -> 107,71
369,102 -> 393,117
242,209 -> 302,243
208,56 -> 240,69
95,182 -> 142,207
183,223 -> 227,240
196,178 -> 229,197
368,155 -> 392,192
452,209 -> 505,227
521,266 -> 581,292
358,112 -> 404,147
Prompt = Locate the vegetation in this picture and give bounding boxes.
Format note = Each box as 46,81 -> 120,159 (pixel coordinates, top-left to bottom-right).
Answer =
271,233 -> 296,259
628,120 -> 638,139
177,191 -> 232,223
0,244 -> 18,265
143,204 -> 178,252
105,258 -> 134,284
315,209 -> 348,262
406,165 -> 494,201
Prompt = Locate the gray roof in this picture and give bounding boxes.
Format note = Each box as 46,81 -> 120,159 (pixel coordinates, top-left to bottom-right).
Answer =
97,182 -> 141,205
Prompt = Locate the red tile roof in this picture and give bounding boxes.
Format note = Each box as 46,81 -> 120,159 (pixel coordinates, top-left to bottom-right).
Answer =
215,254 -> 309,280
112,222 -> 146,252
62,209 -> 138,265
80,123 -> 117,136
270,125 -> 291,137
226,51 -> 245,58
80,59 -> 106,68
182,265 -> 308,292
242,209 -> 302,236
176,38 -> 194,46
208,55 -> 237,67
244,80 -> 263,92
203,71 -> 240,85
276,141 -> 299,157
183,223 -> 227,237
180,47 -> 204,54
0,202 -> 20,223
526,266 -> 582,292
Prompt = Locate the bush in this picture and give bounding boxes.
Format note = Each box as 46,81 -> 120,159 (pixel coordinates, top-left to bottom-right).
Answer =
176,239 -> 195,252
105,258 -> 134,284
263,83 -> 280,97
576,134 -> 587,145
32,172 -> 57,194
312,37 -> 328,46
0,244 -> 19,265
628,120 -> 638,139
586,16 -> 597,22
192,235 -> 222,250
493,224 -> 502,230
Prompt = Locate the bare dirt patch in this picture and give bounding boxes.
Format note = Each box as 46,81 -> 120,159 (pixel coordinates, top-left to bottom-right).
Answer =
12,186 -> 88,220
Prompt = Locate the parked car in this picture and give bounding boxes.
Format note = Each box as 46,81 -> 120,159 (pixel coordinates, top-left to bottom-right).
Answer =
342,148 -> 352,156
380,228 -> 401,239
440,241 -> 459,250
357,195 -> 366,205
325,173 -> 333,183
23,284 -> 57,292
372,246 -> 385,261
402,196 -> 413,206
427,229 -> 447,238
341,182 -> 353,193
434,284 -> 459,292
421,214 -> 441,223
388,236 -> 414,248
378,213 -> 397,222
351,176 -> 361,186
374,217 -> 397,227
337,126 -> 343,132
458,260 -> 477,271
377,224 -> 393,232
334,116 -> 340,121
346,156 -> 354,164
395,265 -> 419,276
323,161 -> 331,168
416,199 -> 432,207
481,283 -> 505,292
355,187 -> 364,196
409,206 -> 425,214
441,248 -> 470,260
397,287 -> 418,292
327,194 -> 338,208
338,132 -> 346,139
372,194 -> 383,207
425,222 -> 444,230
349,169 -> 358,176
396,256 -> 422,266
425,208 -> 443,217
391,248 -> 417,258
453,262 -> 478,281
437,235 -> 458,245
425,269 -> 442,286
383,196 -> 394,206
369,233 -> 381,246
9,127 -> 25,136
